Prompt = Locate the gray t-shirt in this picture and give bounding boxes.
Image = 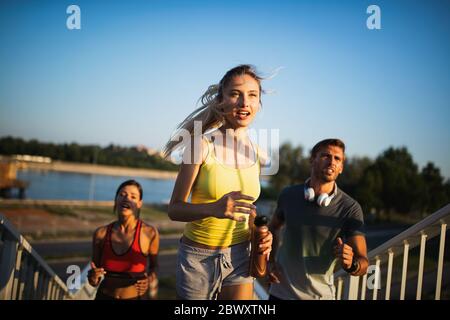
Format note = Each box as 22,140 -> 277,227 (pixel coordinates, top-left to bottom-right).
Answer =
269,184 -> 365,300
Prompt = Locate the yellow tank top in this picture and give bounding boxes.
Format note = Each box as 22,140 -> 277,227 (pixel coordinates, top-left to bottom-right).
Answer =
183,137 -> 261,247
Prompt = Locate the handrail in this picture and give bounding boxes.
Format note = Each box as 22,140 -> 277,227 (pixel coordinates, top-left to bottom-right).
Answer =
334,203 -> 450,300
0,213 -> 72,300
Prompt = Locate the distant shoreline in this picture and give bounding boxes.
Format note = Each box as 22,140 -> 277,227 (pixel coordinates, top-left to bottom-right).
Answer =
17,160 -> 178,180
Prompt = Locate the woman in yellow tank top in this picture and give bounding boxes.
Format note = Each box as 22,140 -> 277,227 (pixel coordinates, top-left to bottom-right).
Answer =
163,65 -> 273,300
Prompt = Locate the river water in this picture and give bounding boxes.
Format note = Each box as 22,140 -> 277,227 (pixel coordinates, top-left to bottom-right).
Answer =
16,169 -> 269,204
17,169 -> 176,203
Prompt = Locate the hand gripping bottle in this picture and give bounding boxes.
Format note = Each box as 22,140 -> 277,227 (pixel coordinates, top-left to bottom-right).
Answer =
249,215 -> 269,278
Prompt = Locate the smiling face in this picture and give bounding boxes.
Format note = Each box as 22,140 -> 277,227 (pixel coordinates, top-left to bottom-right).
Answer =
311,145 -> 345,183
220,74 -> 261,129
114,185 -> 143,218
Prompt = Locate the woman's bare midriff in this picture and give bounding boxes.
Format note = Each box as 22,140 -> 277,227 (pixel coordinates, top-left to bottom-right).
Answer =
99,278 -> 146,299
181,235 -> 246,250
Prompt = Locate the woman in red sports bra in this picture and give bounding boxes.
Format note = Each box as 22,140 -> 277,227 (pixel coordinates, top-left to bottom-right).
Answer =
88,180 -> 160,300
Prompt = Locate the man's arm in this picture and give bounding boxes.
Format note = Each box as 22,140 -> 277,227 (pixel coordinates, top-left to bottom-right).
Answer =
335,235 -> 369,276
347,235 -> 369,276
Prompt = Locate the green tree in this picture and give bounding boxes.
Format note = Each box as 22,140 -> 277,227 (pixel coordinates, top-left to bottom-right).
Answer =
339,156 -> 373,196
444,180 -> 450,203
268,142 -> 309,194
371,147 -> 423,219
420,162 -> 448,215
0,136 -> 178,171
354,165 -> 383,216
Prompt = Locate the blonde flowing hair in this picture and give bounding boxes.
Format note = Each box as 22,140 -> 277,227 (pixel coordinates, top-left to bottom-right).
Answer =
162,64 -> 264,159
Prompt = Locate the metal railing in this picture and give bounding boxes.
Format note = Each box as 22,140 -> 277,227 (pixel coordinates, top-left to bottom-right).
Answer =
0,213 -> 71,300
335,203 -> 450,300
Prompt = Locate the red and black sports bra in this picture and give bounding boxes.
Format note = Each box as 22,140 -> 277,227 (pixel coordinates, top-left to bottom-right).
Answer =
100,220 -> 147,275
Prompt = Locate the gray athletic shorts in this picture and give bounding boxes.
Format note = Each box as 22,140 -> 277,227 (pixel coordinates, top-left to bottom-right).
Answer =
176,240 -> 254,300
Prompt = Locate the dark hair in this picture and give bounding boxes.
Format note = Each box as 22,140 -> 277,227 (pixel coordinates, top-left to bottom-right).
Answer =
310,139 -> 346,160
113,180 -> 143,216
114,179 -> 143,200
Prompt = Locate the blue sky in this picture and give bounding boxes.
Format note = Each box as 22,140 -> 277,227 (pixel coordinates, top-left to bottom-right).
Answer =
1,0 -> 449,178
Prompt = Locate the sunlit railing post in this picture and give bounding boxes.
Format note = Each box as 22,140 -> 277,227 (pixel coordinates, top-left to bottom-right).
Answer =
35,271 -> 44,300
416,233 -> 427,300
385,250 -> 394,300
336,277 -> 343,300
343,275 -> 360,300
372,258 -> 381,300
46,277 -> 51,300
360,274 -> 367,300
400,241 -> 409,300
17,252 -> 28,300
11,245 -> 24,300
52,283 -> 58,300
435,223 -> 447,300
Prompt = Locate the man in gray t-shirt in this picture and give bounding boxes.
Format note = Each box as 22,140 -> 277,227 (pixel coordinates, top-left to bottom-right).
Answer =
268,139 -> 369,300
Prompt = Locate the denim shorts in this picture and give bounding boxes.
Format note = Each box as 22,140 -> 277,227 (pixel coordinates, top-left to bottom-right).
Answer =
176,240 -> 254,300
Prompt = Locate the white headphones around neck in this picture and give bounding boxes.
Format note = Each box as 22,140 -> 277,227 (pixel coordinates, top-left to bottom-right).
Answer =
304,178 -> 338,207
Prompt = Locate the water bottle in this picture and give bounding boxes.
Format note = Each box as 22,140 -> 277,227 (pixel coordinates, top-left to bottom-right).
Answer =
249,215 -> 269,278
